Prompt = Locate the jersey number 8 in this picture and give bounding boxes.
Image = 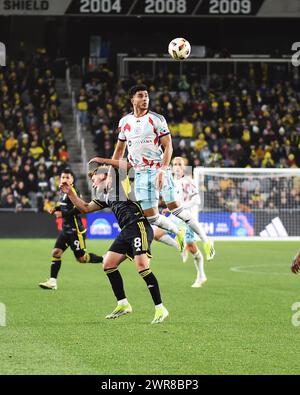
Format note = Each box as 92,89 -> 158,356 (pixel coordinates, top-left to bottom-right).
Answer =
134,237 -> 142,251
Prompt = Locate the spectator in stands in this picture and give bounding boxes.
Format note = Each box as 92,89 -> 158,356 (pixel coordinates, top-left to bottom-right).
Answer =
178,117 -> 194,139
261,152 -> 275,168
1,193 -> 15,209
58,145 -> 69,162
29,141 -> 44,160
77,88 -> 89,126
16,195 -> 32,212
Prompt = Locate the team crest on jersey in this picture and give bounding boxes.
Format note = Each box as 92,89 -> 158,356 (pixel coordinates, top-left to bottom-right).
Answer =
124,123 -> 131,132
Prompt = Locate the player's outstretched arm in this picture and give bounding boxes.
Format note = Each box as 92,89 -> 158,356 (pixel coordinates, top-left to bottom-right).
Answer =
89,140 -> 128,169
291,250 -> 300,274
156,134 -> 173,191
160,134 -> 173,169
60,183 -> 99,214
183,194 -> 201,210
88,157 -> 131,170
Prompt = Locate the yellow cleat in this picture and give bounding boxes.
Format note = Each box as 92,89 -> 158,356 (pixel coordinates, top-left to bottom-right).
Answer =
176,227 -> 186,253
151,306 -> 169,324
105,303 -> 132,319
203,239 -> 215,261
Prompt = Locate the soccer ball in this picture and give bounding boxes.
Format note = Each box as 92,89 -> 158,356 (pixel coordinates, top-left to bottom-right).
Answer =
168,38 -> 191,60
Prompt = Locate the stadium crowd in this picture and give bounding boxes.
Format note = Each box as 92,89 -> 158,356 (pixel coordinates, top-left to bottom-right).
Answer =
1,53 -> 299,212
77,61 -> 300,211
78,62 -> 300,169
204,174 -> 300,211
0,50 -> 69,211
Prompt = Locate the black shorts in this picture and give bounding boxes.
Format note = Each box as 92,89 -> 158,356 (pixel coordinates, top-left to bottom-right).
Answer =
109,220 -> 153,260
54,230 -> 87,259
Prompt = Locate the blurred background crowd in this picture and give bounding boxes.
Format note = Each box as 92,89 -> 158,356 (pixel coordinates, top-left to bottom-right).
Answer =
0,51 -> 69,211
76,61 -> 300,211
78,62 -> 300,170
1,50 -> 300,212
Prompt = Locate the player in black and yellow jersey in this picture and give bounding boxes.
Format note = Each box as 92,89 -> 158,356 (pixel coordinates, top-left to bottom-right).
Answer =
60,166 -> 169,324
39,168 -> 103,290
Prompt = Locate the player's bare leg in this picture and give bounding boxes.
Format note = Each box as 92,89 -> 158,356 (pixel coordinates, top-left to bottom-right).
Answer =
291,250 -> 300,274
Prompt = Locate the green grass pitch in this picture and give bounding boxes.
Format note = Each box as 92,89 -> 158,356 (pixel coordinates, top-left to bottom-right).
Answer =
0,239 -> 300,375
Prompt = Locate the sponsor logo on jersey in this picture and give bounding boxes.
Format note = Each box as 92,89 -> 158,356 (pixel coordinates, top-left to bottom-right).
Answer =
128,138 -> 153,147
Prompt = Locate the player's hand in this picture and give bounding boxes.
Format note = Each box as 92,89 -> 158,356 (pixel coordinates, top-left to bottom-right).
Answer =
104,173 -> 113,191
54,211 -> 62,219
162,208 -> 169,215
291,250 -> 300,274
89,157 -> 103,165
60,182 -> 71,194
48,208 -> 56,215
155,170 -> 166,191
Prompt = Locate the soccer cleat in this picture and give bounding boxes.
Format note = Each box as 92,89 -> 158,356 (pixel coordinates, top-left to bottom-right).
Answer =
151,306 -> 169,324
176,227 -> 186,253
105,303 -> 132,319
191,277 -> 207,288
203,239 -> 215,261
39,279 -> 57,290
181,247 -> 188,263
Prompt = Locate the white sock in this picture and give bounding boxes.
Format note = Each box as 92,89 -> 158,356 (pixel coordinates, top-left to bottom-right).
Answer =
155,303 -> 163,309
193,251 -> 206,279
158,234 -> 179,250
118,298 -> 129,306
50,277 -> 57,283
147,214 -> 179,234
171,207 -> 208,242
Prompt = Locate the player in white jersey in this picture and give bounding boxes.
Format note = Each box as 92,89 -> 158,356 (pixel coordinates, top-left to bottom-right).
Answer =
154,157 -> 209,287
90,84 -> 215,260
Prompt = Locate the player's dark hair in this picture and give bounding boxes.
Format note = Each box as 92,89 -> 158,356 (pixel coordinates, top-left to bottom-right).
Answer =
128,84 -> 148,99
61,167 -> 74,178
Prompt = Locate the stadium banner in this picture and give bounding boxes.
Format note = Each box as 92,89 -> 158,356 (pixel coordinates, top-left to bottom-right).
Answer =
0,211 -> 298,239
199,212 -> 254,237
87,212 -> 120,239
1,0 -> 300,17
200,212 -> 300,238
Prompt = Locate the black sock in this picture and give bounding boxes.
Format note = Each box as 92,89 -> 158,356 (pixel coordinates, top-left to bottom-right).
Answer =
86,253 -> 103,264
51,259 -> 61,279
139,269 -> 162,305
105,268 -> 126,301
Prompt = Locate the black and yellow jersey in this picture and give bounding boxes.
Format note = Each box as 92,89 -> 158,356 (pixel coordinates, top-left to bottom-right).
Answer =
93,196 -> 145,230
92,170 -> 145,230
55,185 -> 86,235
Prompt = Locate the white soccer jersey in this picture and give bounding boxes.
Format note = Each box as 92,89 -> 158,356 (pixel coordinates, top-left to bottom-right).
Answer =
174,175 -> 199,210
118,111 -> 170,169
